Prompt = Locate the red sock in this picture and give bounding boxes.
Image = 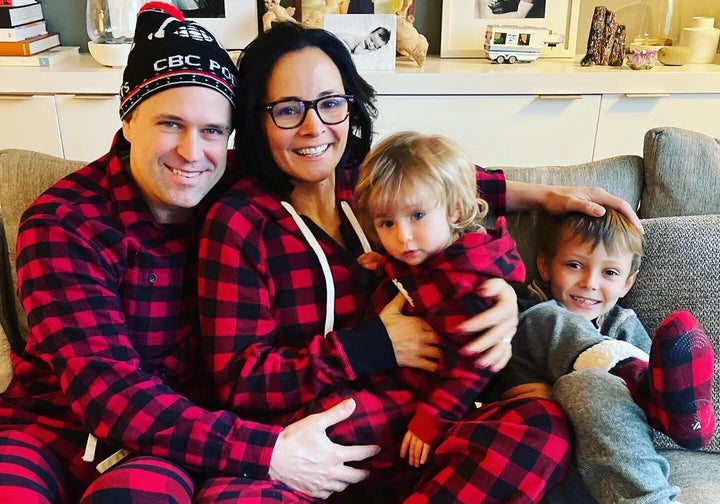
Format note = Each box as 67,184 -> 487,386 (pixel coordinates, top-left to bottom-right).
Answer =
610,311 -> 715,449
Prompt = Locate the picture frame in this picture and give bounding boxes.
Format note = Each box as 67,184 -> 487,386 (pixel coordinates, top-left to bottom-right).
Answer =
440,0 -> 580,58
323,14 -> 397,70
183,1 -> 259,50
256,1 -> 300,33
256,1 -> 375,32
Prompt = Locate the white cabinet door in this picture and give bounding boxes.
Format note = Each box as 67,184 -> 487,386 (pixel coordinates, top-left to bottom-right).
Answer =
594,93 -> 720,160
0,95 -> 62,157
55,94 -> 122,162
374,94 -> 602,168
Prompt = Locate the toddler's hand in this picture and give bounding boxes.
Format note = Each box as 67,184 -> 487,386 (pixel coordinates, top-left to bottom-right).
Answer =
357,251 -> 384,271
400,429 -> 431,468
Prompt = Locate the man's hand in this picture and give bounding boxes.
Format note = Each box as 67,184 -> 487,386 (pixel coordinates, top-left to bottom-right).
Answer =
269,399 -> 380,499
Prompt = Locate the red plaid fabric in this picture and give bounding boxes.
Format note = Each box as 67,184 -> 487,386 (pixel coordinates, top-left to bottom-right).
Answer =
80,456 -> 194,503
0,133 -> 281,497
200,164 -> 571,501
195,398 -> 572,504
196,477 -> 317,503
406,398 -> 572,504
199,163 -> 507,422
612,310 -> 716,449
376,218 -> 526,445
0,430 -> 69,503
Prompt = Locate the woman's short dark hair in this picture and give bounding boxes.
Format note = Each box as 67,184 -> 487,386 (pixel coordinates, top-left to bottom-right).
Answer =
234,22 -> 378,196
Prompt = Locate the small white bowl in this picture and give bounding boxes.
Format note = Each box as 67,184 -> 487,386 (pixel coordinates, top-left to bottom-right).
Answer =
88,41 -> 132,68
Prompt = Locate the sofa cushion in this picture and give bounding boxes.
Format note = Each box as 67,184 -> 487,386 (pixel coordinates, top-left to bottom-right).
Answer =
641,127 -> 720,218
662,450 -> 720,502
499,156 -> 644,282
0,324 -> 10,392
0,149 -> 84,344
621,214 -> 720,452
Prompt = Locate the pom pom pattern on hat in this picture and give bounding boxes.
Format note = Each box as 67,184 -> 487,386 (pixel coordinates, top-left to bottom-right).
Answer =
119,2 -> 238,119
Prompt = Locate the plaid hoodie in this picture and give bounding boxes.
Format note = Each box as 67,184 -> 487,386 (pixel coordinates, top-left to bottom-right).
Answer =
371,218 -> 526,445
0,133 -> 280,489
198,162 -> 511,497
199,162 -> 507,424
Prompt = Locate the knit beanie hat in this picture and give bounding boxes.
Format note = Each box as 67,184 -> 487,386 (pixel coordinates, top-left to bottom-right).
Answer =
119,2 -> 238,119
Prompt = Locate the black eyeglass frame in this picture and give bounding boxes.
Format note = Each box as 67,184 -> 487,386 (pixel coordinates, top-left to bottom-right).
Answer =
261,94 -> 355,129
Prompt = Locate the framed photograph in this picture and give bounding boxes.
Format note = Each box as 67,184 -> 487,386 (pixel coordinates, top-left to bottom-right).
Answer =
181,1 -> 259,50
257,1 -> 302,32
323,14 -> 397,70
256,1 -> 369,31
440,0 -> 580,58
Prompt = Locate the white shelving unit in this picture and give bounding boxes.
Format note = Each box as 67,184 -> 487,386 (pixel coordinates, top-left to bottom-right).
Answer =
2,53 -> 720,165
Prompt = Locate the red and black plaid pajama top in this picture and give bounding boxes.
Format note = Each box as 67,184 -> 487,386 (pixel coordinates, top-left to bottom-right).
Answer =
0,133 -> 283,490
370,218 -> 526,447
198,162 -> 507,427
199,163 -> 573,502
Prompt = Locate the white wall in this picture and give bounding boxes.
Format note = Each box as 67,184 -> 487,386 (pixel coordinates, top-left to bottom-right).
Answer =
576,0 -> 720,54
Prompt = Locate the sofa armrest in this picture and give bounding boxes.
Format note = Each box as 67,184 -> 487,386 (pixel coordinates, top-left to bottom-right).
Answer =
0,322 -> 11,392
0,149 -> 84,343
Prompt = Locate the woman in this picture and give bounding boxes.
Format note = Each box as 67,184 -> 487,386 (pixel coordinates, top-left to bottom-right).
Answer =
196,22 -> 639,503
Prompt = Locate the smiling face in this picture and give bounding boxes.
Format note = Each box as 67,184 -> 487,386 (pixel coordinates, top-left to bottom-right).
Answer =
121,86 -> 231,224
372,182 -> 458,266
538,231 -> 637,321
262,47 -> 349,188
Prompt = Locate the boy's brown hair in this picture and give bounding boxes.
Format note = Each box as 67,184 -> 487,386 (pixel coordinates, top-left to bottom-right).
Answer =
536,207 -> 644,276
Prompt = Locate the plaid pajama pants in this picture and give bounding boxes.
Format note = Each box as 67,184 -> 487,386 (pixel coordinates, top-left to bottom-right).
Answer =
0,430 -> 195,504
196,397 -> 572,504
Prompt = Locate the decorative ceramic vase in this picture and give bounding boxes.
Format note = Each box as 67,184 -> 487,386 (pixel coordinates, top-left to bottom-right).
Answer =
86,0 -> 143,67
679,17 -> 720,64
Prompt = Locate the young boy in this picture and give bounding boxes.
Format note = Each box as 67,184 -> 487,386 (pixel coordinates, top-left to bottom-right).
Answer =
501,209 -> 715,503
353,130 -> 527,467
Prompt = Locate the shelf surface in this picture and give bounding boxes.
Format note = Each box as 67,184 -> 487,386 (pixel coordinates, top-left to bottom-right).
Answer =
2,53 -> 720,96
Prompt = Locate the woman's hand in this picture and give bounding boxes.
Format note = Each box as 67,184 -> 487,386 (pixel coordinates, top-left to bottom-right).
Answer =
456,278 -> 518,371
505,180 -> 643,232
379,292 -> 441,372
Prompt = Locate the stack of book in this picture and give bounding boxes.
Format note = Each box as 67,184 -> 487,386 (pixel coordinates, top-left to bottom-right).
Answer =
0,0 -> 76,66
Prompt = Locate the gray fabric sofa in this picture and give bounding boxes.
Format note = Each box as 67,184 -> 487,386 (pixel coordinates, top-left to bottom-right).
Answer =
500,127 -> 720,504
0,126 -> 718,502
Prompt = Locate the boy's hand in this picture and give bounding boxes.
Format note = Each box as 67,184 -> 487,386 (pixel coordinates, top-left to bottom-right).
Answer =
502,382 -> 552,400
400,430 -> 431,468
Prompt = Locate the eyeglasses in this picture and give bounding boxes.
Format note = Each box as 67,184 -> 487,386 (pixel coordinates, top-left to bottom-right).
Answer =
262,94 -> 354,129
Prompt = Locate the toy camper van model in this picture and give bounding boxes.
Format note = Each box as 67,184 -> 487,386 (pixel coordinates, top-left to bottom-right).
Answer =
484,25 -> 564,64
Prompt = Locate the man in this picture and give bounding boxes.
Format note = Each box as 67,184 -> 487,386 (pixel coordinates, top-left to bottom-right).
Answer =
0,3 -> 377,502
